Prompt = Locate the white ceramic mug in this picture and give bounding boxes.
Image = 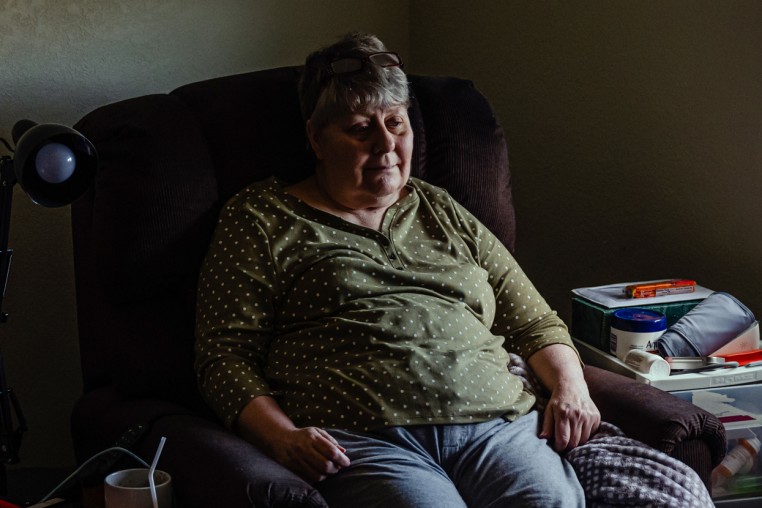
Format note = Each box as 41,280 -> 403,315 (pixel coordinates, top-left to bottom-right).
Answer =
104,468 -> 173,508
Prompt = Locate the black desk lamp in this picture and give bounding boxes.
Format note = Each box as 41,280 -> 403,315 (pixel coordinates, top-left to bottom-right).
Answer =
0,120 -> 97,485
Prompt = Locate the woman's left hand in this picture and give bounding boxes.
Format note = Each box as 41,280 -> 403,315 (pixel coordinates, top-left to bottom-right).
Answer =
527,343 -> 601,452
539,380 -> 601,452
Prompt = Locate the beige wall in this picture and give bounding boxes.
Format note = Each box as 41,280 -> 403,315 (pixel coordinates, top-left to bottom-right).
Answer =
2,0 -> 761,471
411,0 -> 762,322
1,0 -> 409,470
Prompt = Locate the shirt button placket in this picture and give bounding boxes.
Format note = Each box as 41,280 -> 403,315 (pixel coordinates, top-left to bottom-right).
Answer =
387,248 -> 404,269
379,224 -> 403,269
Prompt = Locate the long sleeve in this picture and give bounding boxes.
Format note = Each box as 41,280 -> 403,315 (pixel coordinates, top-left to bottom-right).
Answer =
195,195 -> 278,428
447,197 -> 577,361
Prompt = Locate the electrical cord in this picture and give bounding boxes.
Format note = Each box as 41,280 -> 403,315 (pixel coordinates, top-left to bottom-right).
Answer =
39,447 -> 150,503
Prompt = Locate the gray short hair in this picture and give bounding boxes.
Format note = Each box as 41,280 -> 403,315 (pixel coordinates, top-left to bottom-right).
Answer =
298,33 -> 410,134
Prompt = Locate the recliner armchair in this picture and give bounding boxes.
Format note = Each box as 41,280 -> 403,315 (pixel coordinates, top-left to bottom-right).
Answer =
69,66 -> 725,507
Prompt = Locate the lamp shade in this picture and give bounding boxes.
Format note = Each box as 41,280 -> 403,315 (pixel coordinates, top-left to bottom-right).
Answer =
11,120 -> 98,207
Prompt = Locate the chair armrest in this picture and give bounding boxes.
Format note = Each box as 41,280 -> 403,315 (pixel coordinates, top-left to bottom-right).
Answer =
141,414 -> 328,508
583,365 -> 726,484
72,387 -> 328,508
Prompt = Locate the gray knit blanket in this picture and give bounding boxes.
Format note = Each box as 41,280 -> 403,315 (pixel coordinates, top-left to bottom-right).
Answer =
507,354 -> 714,507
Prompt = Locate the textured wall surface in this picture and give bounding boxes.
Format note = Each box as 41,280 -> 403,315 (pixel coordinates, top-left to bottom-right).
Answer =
1,0 -> 409,470
411,0 -> 762,322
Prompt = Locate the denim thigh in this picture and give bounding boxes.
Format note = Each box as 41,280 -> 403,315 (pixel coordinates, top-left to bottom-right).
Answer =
447,411 -> 584,508
318,411 -> 583,508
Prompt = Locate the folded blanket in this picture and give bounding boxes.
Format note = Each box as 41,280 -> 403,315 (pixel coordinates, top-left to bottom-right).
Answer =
507,354 -> 714,507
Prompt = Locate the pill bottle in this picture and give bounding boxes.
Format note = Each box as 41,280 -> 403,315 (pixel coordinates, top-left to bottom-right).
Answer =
711,437 -> 761,496
623,349 -> 671,378
609,308 -> 667,360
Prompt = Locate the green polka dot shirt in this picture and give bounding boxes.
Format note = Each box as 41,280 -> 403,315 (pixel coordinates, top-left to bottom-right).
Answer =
194,176 -> 576,431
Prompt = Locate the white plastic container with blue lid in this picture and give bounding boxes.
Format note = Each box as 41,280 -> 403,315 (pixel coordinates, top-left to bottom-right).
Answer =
610,308 -> 667,360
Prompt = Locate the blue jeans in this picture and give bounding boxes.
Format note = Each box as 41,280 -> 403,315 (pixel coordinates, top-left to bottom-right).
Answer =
319,411 -> 583,508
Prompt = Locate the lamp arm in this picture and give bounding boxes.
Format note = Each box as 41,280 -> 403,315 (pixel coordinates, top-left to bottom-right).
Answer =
0,156 -> 15,322
0,355 -> 25,465
0,156 -> 25,465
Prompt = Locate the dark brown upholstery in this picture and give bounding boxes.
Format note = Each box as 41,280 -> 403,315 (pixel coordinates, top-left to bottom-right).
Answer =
69,66 -> 723,507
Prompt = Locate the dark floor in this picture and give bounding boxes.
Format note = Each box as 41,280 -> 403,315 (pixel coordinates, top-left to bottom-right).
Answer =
2,467 -> 78,506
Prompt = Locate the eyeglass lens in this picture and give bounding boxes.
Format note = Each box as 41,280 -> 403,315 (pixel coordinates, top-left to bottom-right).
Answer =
330,58 -> 364,74
368,52 -> 401,67
330,52 -> 402,74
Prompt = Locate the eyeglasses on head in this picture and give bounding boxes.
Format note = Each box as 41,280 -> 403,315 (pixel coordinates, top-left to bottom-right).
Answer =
328,52 -> 404,75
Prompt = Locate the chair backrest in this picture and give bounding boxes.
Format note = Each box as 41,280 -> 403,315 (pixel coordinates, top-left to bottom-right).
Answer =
71,66 -> 515,410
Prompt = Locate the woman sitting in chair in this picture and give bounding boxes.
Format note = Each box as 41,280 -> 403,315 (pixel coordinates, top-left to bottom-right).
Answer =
195,32 -> 600,508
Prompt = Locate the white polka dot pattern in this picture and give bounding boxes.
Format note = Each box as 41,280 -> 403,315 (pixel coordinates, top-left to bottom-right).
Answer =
194,177 -> 574,430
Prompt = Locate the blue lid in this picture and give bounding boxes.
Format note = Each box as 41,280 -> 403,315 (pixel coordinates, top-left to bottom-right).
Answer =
611,308 -> 667,333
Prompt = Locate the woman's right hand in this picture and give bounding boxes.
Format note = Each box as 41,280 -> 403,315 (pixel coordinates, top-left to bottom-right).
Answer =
266,426 -> 351,484
236,395 -> 350,484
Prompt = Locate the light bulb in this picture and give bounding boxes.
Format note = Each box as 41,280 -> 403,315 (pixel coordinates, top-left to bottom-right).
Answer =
34,142 -> 76,184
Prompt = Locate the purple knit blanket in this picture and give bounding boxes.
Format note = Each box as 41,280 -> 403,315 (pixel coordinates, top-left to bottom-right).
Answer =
507,354 -> 714,507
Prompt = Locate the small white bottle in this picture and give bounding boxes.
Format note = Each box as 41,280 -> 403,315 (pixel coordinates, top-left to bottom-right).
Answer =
711,437 -> 761,496
623,350 -> 671,378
